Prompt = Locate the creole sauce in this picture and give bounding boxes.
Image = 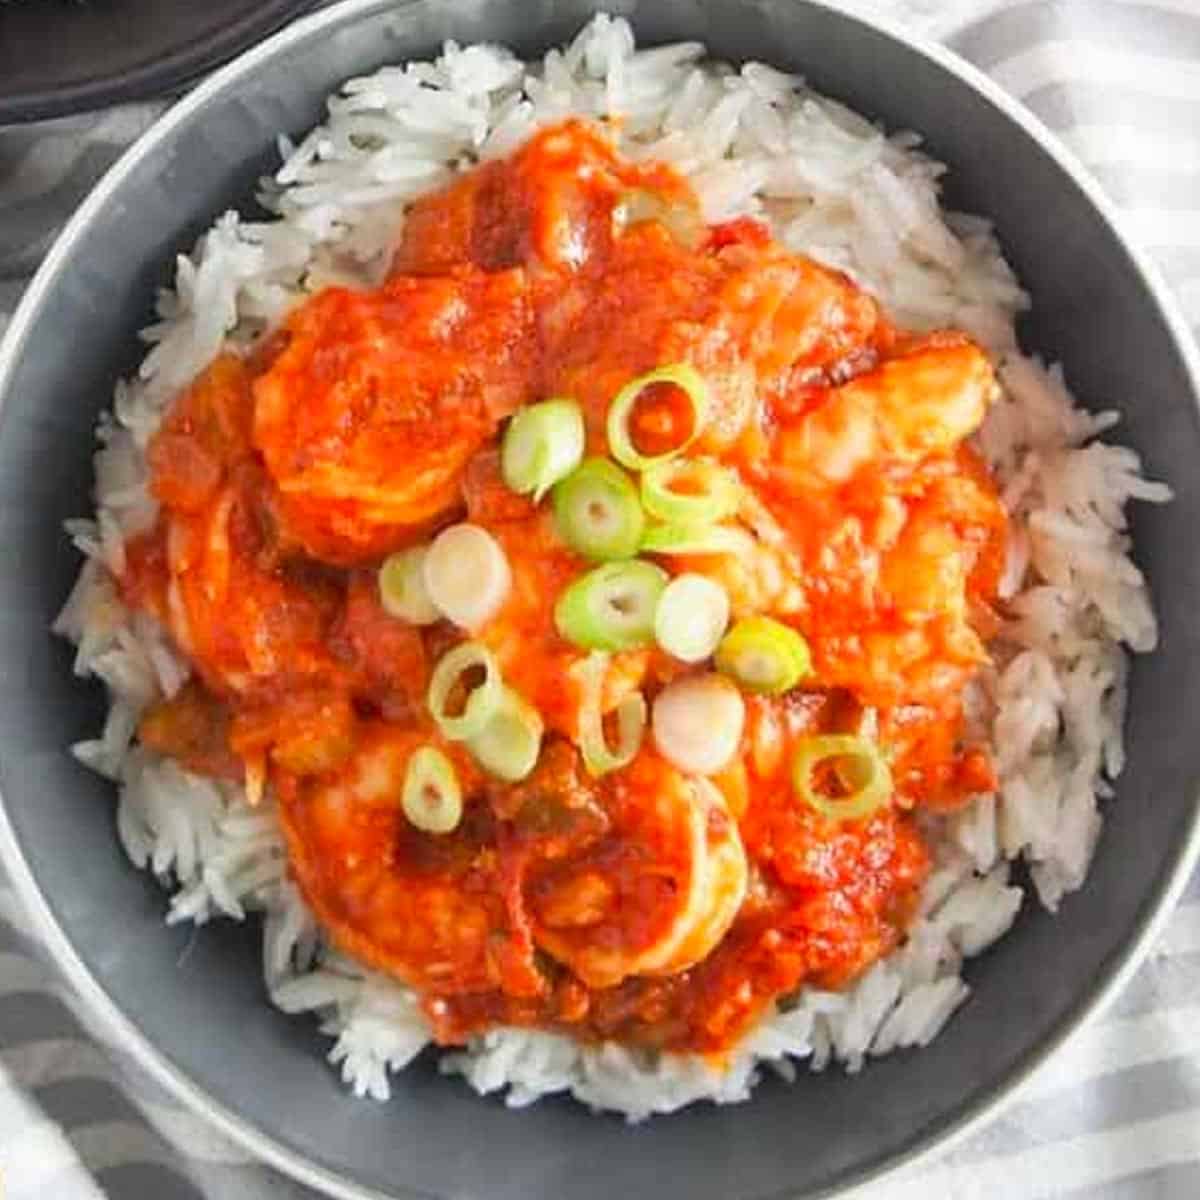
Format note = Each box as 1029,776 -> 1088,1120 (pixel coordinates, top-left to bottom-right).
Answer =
122,120 -> 1004,1057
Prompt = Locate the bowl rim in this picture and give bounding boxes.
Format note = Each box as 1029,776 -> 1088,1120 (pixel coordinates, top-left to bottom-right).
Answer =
0,0 -> 317,123
1,1 -> 1199,1197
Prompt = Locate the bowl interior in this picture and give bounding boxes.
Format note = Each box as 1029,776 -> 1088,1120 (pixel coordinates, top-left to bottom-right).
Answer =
0,0 -> 313,122
1,2 -> 1199,1198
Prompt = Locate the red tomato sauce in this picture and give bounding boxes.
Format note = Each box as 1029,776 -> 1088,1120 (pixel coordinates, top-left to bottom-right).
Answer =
119,119 -> 1006,1056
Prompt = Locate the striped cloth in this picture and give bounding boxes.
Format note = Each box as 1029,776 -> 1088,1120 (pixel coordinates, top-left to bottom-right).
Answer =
1,1 -> 1199,1196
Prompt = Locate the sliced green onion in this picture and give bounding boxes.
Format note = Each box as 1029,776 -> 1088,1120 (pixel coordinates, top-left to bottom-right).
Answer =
501,398 -> 585,503
654,574 -> 730,663
423,523 -> 511,630
791,734 -> 892,822
402,746 -> 463,834
641,522 -> 750,556
715,616 -> 812,695
378,546 -> 439,625
467,686 -> 544,782
555,560 -> 668,651
652,673 -> 745,775
427,641 -> 502,740
574,651 -> 646,776
607,363 -> 708,471
552,458 -> 644,562
641,459 -> 741,525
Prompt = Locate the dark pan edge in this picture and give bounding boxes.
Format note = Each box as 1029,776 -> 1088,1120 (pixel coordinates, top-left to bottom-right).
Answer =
1,0 -> 1199,1196
0,0 -> 317,123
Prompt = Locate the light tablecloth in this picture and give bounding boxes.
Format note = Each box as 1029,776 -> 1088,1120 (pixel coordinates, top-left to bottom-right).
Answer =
2,2 -> 1199,1197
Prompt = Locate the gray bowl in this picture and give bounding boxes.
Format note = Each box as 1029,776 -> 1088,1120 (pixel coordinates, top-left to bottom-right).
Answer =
1,2 -> 1199,1198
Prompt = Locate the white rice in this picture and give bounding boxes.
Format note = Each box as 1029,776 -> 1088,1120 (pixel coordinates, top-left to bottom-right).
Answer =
53,14 -> 1170,1119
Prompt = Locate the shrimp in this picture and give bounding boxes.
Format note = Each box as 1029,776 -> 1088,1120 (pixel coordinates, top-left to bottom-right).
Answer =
773,333 -> 997,488
147,352 -> 255,512
542,231 -> 883,458
159,473 -> 342,698
807,459 -> 1006,704
658,779 -> 751,974
277,726 -> 747,1001
252,269 -> 536,564
277,722 -> 545,998
144,354 -> 345,700
393,119 -> 695,279
528,754 -> 748,988
704,246 -> 882,389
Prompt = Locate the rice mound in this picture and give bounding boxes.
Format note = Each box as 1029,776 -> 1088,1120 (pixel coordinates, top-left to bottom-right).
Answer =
53,15 -> 1169,1119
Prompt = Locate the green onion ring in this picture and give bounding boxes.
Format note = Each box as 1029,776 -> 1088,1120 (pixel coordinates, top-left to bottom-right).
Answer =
641,522 -> 751,556
501,398 -> 585,503
552,458 -> 645,562
715,616 -> 812,694
641,459 -> 741,525
791,734 -> 892,822
555,560 -> 668,651
653,573 -> 730,663
467,686 -> 544,782
574,651 -> 646,777
606,363 -> 708,471
427,641 -> 503,740
402,746 -> 463,834
378,545 -> 440,625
